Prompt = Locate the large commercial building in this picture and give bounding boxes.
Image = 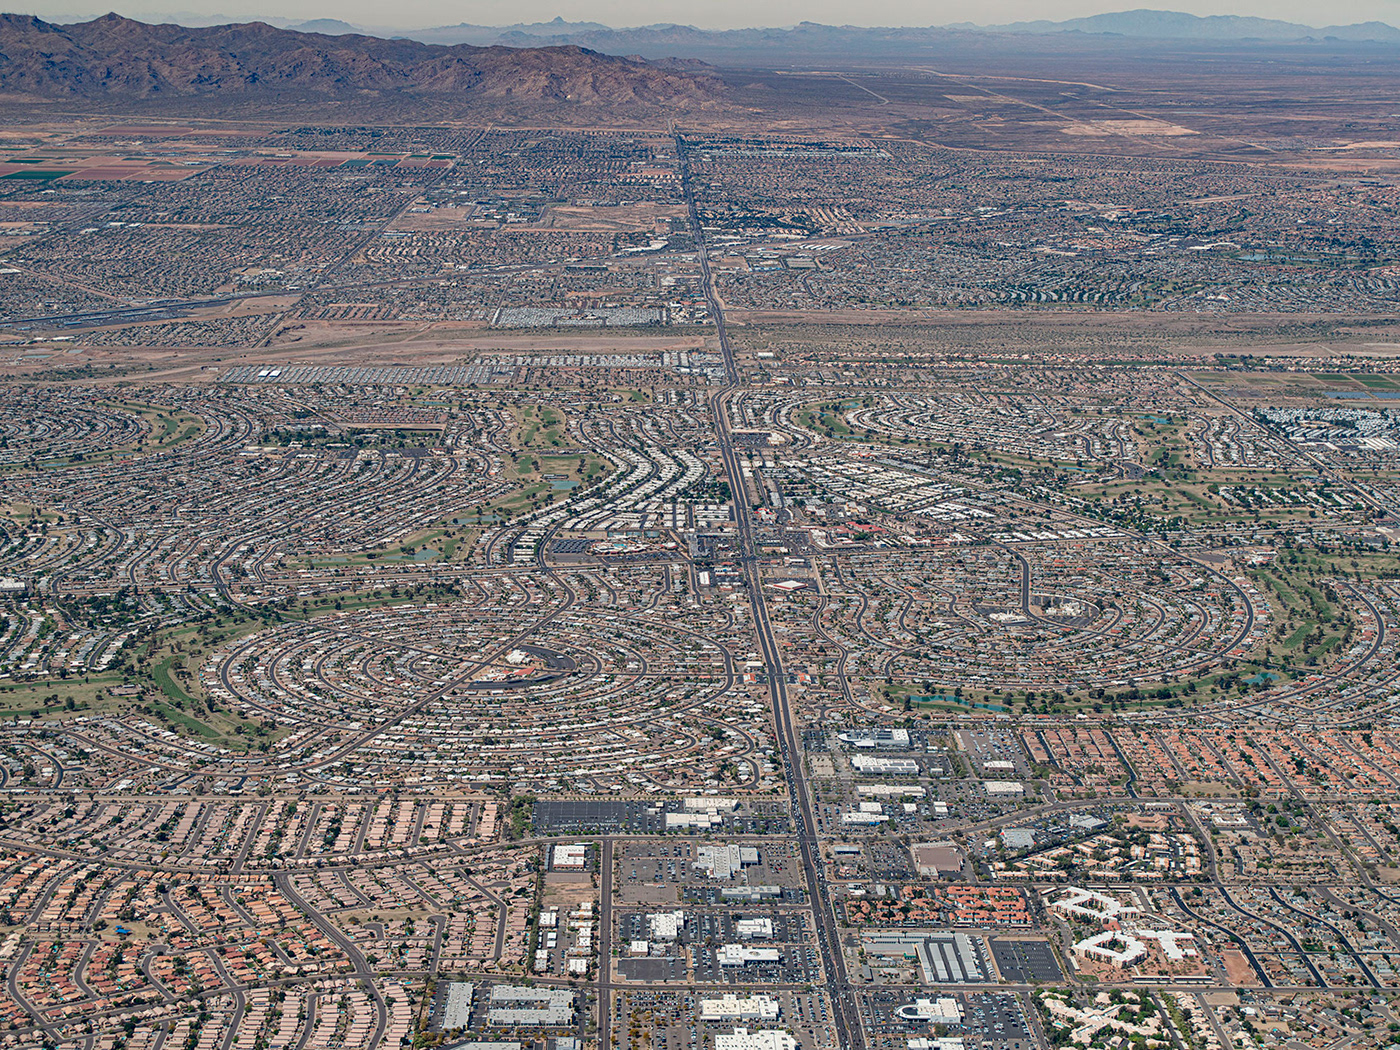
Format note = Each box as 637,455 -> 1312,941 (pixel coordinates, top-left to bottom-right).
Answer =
648,911 -> 685,942
551,843 -> 589,870
851,756 -> 920,776
486,985 -> 575,1026
910,843 -> 964,878
717,944 -> 782,966
699,995 -> 781,1023
715,1031 -> 797,1050
441,983 -> 474,1030
861,931 -> 987,983
838,728 -> 911,749
896,999 -> 964,1025
695,844 -> 761,880
735,917 -> 774,940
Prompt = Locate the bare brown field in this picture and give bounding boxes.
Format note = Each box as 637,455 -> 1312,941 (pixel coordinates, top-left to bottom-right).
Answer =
1221,950 -> 1262,987
0,322 -> 719,385
536,203 -> 686,232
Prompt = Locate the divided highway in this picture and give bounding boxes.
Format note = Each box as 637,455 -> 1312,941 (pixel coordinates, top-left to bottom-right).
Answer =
677,133 -> 865,1050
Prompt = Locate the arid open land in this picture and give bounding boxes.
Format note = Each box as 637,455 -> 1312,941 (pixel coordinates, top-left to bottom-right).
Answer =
2,11 -> 1400,1050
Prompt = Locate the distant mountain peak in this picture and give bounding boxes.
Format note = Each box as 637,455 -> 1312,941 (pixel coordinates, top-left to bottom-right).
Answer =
287,18 -> 366,36
992,8 -> 1400,42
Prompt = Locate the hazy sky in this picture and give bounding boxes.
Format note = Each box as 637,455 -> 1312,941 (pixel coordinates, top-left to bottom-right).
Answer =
19,0 -> 1400,30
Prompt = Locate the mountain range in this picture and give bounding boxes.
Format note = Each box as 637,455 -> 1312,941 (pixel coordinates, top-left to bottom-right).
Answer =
0,13 -> 724,104
381,9 -> 1400,51
988,10 -> 1400,42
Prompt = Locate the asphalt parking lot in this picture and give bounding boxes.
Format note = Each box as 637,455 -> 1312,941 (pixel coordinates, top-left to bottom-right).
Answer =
991,938 -> 1064,983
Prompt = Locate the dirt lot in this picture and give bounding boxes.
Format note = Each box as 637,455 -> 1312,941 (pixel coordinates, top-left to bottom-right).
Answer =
0,319 -> 720,385
1221,949 -> 1262,987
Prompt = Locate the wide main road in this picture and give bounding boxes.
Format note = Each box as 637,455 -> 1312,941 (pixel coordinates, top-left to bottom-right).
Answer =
677,133 -> 864,1050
